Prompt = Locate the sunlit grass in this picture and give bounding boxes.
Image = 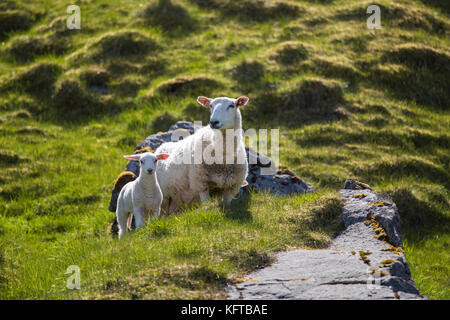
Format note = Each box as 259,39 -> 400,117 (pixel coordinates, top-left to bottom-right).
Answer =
0,0 -> 449,299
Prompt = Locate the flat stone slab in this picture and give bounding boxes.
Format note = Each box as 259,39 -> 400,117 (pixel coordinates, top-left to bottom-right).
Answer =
227,187 -> 426,300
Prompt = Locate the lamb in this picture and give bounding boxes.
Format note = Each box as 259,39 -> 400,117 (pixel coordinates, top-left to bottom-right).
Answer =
116,151 -> 169,238
156,96 -> 249,214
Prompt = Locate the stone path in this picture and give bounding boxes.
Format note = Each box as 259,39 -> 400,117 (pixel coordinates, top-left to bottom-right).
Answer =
227,186 -> 425,300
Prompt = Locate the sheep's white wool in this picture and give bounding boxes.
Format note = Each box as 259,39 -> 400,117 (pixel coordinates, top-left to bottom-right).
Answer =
116,152 -> 168,238
156,96 -> 249,213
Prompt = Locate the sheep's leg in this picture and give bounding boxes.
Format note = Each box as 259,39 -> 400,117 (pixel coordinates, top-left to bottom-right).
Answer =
117,210 -> 129,239
223,190 -> 234,206
167,198 -> 178,215
133,206 -> 145,229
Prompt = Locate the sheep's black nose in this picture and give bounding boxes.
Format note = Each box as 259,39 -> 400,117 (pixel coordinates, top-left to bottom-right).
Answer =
210,120 -> 220,128
147,169 -> 153,174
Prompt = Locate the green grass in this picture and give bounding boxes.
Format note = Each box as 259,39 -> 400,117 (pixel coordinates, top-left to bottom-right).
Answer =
0,0 -> 449,299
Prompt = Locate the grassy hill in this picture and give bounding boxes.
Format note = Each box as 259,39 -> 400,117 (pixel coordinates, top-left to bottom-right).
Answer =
0,0 -> 448,299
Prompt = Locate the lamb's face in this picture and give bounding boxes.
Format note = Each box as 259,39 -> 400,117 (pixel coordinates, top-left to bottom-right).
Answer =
139,153 -> 158,175
124,152 -> 169,175
197,96 -> 249,129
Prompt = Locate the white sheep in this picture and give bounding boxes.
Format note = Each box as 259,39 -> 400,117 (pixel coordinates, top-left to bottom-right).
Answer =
156,96 -> 249,214
116,151 -> 169,238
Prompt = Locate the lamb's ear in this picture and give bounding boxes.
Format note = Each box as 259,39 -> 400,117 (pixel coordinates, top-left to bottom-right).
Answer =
124,154 -> 141,161
197,96 -> 212,108
236,96 -> 249,108
156,154 -> 169,160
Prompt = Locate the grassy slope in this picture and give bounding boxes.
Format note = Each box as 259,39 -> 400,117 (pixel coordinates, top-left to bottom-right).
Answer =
0,0 -> 449,299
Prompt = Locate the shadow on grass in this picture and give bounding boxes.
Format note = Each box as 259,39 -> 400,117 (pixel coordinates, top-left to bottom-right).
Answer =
370,44 -> 450,110
388,188 -> 450,242
223,192 -> 252,222
244,78 -> 352,129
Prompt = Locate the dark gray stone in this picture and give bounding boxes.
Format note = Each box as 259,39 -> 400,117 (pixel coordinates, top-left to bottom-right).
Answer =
227,187 -> 425,300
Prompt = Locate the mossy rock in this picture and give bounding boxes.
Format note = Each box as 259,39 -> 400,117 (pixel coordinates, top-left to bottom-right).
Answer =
137,0 -> 196,34
344,179 -> 372,190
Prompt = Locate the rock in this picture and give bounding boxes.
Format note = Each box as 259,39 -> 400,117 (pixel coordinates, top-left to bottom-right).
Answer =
344,179 -> 372,190
227,185 -> 425,300
108,121 -> 316,213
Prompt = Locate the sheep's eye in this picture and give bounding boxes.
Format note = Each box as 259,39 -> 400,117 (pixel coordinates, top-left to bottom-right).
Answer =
154,159 -> 157,163
140,160 -> 144,165
227,104 -> 235,109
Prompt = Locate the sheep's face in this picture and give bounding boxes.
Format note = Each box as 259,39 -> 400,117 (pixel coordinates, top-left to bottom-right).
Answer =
124,152 -> 169,175
197,96 -> 249,129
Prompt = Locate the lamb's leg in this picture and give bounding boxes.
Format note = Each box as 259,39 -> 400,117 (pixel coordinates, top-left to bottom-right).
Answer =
133,206 -> 145,229
199,190 -> 210,203
117,209 -> 128,239
153,206 -> 161,218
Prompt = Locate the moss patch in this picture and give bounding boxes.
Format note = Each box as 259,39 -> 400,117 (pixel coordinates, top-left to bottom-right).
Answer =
365,212 -> 389,242
113,171 -> 136,191
133,146 -> 154,154
380,259 -> 396,265
359,251 -> 372,265
368,200 -> 393,207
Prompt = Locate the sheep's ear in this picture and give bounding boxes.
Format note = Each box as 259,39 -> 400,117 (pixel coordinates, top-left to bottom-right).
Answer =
156,154 -> 169,160
124,154 -> 141,161
236,96 -> 249,108
197,96 -> 212,108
